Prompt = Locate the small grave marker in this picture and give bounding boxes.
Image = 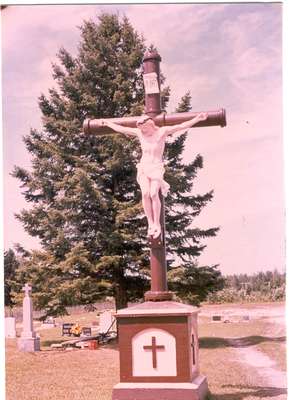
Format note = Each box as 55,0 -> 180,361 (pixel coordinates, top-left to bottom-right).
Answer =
41,316 -> 56,328
5,317 -> 16,338
212,315 -> 222,322
81,327 -> 92,337
62,323 -> 74,336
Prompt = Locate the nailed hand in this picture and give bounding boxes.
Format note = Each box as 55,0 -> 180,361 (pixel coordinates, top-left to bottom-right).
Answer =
197,112 -> 208,121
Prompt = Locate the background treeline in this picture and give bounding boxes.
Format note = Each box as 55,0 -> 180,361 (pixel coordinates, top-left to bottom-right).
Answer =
5,247 -> 285,311
206,269 -> 286,303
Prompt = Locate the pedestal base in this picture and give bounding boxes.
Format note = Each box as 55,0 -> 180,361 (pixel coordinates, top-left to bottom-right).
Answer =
144,290 -> 173,301
112,375 -> 208,400
18,336 -> 40,352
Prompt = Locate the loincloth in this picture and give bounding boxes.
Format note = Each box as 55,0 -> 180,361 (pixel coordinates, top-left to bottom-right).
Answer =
136,162 -> 170,197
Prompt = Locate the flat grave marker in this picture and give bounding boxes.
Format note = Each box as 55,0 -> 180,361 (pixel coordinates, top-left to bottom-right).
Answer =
212,315 -> 222,322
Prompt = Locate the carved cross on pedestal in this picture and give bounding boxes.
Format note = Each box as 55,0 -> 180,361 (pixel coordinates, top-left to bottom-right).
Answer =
191,334 -> 196,365
83,50 -> 226,303
22,283 -> 32,297
143,336 -> 165,369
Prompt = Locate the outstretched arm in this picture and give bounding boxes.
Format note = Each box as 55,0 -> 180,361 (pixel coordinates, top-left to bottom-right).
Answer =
161,112 -> 208,137
99,119 -> 138,137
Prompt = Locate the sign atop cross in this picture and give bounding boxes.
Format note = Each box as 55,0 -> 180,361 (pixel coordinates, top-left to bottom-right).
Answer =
143,336 -> 165,369
22,283 -> 32,297
83,50 -> 227,303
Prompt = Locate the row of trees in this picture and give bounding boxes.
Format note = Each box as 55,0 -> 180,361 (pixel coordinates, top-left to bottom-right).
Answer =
5,247 -> 285,310
206,270 -> 286,303
5,13 -> 225,317
226,270 -> 285,292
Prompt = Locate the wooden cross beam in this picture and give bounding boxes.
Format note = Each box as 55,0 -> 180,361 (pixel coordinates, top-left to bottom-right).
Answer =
83,109 -> 226,135
83,50 -> 227,302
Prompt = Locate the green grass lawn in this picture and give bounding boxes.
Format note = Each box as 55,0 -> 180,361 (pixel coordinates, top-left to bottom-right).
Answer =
6,303 -> 286,400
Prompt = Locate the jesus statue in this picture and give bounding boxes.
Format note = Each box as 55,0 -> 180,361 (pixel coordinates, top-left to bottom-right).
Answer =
99,112 -> 208,239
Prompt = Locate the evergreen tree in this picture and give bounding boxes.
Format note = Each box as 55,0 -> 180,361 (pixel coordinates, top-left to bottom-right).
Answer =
13,15 -> 222,316
4,249 -> 19,308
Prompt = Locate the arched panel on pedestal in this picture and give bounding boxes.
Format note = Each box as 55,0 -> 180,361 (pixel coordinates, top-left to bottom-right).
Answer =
132,328 -> 177,377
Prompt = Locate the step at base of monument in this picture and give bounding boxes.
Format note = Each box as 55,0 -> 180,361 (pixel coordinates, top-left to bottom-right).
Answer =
112,375 -> 208,400
17,337 -> 40,352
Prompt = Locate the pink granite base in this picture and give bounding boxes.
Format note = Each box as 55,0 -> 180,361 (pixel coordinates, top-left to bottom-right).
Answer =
112,375 -> 208,400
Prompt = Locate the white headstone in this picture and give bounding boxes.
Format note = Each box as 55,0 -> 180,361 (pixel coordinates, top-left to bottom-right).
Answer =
17,283 -> 40,351
132,328 -> 177,377
41,316 -> 56,329
99,310 -> 116,333
5,317 -> 16,338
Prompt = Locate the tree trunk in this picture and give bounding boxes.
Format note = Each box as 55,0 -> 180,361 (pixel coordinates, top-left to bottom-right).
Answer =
114,280 -> 128,310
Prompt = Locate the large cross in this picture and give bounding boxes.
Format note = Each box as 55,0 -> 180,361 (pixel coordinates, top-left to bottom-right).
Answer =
83,50 -> 226,302
143,336 -> 165,369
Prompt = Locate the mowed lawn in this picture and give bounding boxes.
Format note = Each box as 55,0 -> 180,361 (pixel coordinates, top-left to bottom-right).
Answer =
6,302 -> 286,400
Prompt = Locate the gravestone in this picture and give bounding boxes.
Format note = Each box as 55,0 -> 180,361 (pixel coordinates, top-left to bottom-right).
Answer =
211,315 -> 222,322
99,310 -> 116,333
17,284 -> 40,352
62,323 -> 74,336
81,327 -> 92,337
5,317 -> 16,338
41,316 -> 56,329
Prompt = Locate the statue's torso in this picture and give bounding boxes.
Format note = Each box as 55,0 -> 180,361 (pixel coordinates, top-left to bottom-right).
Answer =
138,129 -> 165,165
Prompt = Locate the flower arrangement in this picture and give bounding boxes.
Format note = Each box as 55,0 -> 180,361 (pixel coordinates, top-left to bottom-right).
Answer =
70,323 -> 82,337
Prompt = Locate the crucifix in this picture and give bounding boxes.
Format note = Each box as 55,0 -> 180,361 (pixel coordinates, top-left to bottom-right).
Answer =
143,336 -> 165,369
83,50 -> 226,303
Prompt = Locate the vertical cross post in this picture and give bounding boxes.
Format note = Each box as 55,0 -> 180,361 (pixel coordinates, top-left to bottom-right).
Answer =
142,51 -> 173,301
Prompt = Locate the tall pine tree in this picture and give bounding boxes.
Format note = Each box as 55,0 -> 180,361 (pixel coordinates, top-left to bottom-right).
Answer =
13,15 -> 223,316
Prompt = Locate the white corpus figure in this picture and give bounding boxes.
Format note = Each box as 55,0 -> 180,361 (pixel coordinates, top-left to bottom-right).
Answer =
99,112 -> 208,239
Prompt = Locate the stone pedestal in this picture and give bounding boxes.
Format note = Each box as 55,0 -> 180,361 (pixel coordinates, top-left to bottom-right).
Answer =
5,317 -> 16,338
18,336 -> 40,352
17,283 -> 40,352
112,301 -> 208,400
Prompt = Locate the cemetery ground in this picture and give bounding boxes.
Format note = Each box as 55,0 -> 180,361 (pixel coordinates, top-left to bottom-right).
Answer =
5,302 -> 286,400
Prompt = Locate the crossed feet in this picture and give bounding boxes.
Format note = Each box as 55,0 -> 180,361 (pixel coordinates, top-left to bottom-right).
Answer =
147,224 -> 162,239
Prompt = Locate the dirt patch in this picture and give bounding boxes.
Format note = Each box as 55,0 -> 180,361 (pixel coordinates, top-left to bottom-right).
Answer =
232,345 -> 287,389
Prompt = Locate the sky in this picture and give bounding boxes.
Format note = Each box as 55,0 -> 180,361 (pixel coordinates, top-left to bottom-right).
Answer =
1,2 -> 286,276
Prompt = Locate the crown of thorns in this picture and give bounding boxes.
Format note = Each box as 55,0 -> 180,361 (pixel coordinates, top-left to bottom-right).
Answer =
136,115 -> 153,126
